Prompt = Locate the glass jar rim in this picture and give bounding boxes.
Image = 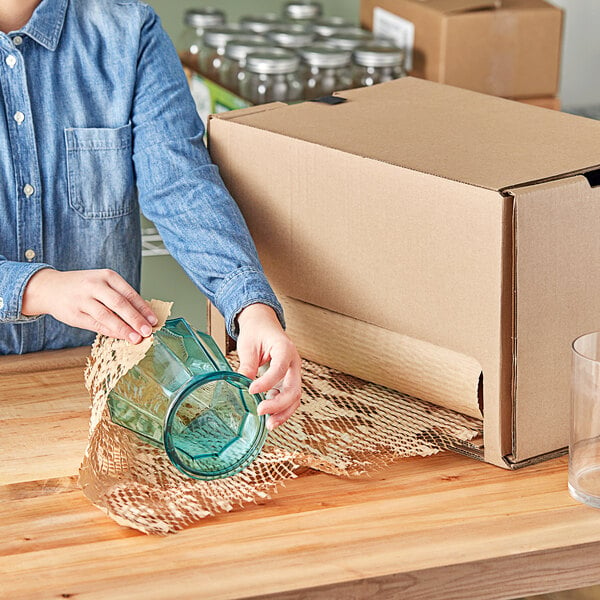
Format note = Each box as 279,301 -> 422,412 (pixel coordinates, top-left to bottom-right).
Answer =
284,1 -> 323,20
353,45 -> 404,67
184,8 -> 226,29
246,50 -> 300,74
266,28 -> 315,48
163,370 -> 267,479
300,45 -> 352,68
203,26 -> 244,49
225,41 -> 288,62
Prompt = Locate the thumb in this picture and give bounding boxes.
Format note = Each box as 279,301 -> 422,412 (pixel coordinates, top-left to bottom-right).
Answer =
237,345 -> 261,380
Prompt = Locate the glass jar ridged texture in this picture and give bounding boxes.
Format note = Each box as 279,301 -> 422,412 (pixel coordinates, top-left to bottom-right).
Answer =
240,51 -> 303,104
107,318 -> 267,480
299,44 -> 352,99
222,42 -> 287,95
352,46 -> 406,87
177,8 -> 226,57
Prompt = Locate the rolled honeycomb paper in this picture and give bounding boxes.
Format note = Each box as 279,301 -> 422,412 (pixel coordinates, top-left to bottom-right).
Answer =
79,299 -> 482,534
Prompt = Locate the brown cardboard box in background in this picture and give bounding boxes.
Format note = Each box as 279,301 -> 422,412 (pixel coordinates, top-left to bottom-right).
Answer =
517,96 -> 561,111
360,0 -> 563,98
208,78 -> 600,469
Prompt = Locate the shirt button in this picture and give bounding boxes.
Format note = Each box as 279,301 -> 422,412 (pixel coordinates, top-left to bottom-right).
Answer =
23,184 -> 34,197
14,111 -> 24,124
5,55 -> 16,68
24,249 -> 36,261
13,36 -> 23,46
0,297 -> 4,310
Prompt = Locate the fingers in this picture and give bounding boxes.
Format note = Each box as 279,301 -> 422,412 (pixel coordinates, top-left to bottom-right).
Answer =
248,340 -> 296,395
237,344 -> 261,380
95,283 -> 154,339
104,270 -> 158,326
256,354 -> 303,430
80,300 -> 144,343
264,391 -> 302,430
86,270 -> 157,343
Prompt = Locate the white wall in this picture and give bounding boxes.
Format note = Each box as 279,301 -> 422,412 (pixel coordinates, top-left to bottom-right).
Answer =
551,0 -> 600,109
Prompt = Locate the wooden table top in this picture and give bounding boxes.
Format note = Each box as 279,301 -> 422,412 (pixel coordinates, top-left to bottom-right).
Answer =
2,348 -> 600,600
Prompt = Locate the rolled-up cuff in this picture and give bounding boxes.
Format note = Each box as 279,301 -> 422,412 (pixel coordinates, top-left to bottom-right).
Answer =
0,262 -> 54,323
214,266 -> 285,340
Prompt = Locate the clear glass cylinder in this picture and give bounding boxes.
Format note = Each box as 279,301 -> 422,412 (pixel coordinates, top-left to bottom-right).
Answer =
176,8 -> 226,58
283,1 -> 323,23
569,332 -> 600,507
240,13 -> 284,34
352,46 -> 406,87
299,44 -> 352,99
240,50 -> 303,104
222,42 -> 287,95
107,318 -> 267,480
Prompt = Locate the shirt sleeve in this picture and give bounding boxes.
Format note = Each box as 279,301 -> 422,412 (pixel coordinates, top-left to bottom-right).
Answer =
130,5 -> 284,339
0,258 -> 53,323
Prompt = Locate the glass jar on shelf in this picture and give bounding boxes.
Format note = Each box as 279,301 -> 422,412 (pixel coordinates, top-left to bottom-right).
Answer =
199,26 -> 261,82
324,29 -> 374,51
352,45 -> 406,87
311,16 -> 356,38
177,8 -> 226,63
240,50 -> 303,105
266,26 -> 316,50
221,40 -> 280,95
283,1 -> 323,23
298,44 -> 352,99
239,13 -> 284,34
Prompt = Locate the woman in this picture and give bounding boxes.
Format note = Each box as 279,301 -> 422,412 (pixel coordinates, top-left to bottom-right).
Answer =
0,0 -> 302,429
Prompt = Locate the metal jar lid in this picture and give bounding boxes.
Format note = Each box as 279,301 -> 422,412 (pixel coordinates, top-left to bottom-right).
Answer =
353,45 -> 405,68
299,44 -> 352,68
184,8 -> 226,29
311,17 -> 356,38
240,14 -> 284,34
245,50 -> 301,75
324,30 -> 374,51
225,39 -> 278,62
203,26 -> 248,50
283,1 -> 323,21
266,27 -> 315,49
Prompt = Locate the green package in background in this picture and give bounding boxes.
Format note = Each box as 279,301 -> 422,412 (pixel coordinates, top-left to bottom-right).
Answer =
189,73 -> 252,125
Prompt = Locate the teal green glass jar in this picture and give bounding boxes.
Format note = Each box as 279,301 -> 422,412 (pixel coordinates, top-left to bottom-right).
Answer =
107,318 -> 267,480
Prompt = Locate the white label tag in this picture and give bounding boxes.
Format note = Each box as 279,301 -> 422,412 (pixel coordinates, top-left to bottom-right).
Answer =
373,7 -> 415,72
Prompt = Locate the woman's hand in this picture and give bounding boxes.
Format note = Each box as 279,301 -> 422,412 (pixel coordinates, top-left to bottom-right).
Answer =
22,268 -> 158,343
236,303 -> 302,430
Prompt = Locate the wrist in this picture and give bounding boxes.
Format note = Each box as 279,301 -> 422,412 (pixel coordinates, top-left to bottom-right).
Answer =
21,268 -> 57,316
237,303 -> 279,330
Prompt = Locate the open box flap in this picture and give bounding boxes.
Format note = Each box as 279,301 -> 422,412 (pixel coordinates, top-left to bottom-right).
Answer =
509,176 -> 600,461
212,78 -> 600,193
418,0 -> 500,14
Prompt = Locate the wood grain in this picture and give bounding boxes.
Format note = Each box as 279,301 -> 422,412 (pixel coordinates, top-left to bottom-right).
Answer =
2,350 -> 600,600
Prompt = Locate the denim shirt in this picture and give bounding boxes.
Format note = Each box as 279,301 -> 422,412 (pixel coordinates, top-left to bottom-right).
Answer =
0,0 -> 284,354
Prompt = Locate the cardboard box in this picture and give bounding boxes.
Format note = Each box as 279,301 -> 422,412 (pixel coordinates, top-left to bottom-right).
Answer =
360,0 -> 563,98
516,96 -> 561,111
208,78 -> 600,469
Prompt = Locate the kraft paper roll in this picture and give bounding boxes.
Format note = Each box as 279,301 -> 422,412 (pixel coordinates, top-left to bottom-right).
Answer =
279,296 -> 484,420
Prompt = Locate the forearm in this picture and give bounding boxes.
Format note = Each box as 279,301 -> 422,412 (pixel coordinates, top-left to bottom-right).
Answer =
0,258 -> 53,323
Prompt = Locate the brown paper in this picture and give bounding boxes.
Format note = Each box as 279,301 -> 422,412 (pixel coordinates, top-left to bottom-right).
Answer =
79,299 -> 482,535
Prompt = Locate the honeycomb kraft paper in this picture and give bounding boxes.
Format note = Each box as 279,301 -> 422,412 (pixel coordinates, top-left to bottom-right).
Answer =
79,299 -> 483,535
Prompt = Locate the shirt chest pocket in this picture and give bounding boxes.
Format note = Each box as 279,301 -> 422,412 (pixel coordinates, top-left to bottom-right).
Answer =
65,123 -> 135,219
